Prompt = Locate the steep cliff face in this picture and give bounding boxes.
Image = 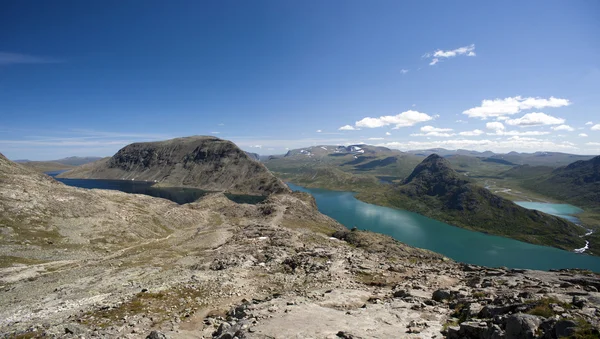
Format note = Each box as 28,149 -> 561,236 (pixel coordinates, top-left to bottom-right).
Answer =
58,136 -> 290,195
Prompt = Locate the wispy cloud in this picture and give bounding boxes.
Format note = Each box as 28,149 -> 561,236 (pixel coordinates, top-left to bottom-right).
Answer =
400,69 -> 409,74
424,44 -> 476,66
0,52 -> 62,65
377,136 -> 579,153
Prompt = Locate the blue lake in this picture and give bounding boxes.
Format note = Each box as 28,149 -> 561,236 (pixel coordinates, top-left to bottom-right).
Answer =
287,184 -> 600,272
514,201 -> 583,224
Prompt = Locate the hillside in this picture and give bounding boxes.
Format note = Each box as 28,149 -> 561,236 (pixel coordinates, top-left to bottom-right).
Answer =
265,144 -> 423,184
58,136 -> 289,195
522,156 -> 600,206
273,166 -> 381,192
20,161 -> 75,172
3,151 -> 599,338
357,154 -> 588,251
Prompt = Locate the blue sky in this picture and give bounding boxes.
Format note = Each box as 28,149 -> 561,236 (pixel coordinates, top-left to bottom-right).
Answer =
1,0 -> 599,159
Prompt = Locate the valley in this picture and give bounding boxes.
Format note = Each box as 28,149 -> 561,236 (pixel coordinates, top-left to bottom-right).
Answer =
263,145 -> 600,256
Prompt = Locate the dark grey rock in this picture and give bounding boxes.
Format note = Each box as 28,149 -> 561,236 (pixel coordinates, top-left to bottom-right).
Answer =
572,296 -> 588,308
554,319 -> 577,338
432,289 -> 452,302
505,313 -> 542,339
146,331 -> 168,339
393,289 -> 411,298
460,321 -> 488,338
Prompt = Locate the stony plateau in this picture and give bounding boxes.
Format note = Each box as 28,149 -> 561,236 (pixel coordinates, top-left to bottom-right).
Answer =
1,150 -> 600,338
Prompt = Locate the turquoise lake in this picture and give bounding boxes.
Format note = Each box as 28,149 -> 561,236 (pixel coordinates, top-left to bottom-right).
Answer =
514,201 -> 584,224
288,183 -> 600,272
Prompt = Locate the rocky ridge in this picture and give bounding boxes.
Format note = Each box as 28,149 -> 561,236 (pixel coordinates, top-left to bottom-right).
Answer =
57,136 -> 290,195
1,153 -> 600,338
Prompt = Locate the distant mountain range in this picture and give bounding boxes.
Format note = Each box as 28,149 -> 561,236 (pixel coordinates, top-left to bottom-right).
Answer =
14,156 -> 103,166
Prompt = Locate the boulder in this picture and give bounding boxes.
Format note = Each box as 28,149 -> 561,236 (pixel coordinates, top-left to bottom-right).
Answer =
146,331 -> 168,339
505,313 -> 542,339
554,319 -> 578,338
432,289 -> 452,302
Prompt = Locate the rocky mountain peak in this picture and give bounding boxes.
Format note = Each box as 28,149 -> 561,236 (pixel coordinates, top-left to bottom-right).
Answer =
403,154 -> 466,191
58,136 -> 290,195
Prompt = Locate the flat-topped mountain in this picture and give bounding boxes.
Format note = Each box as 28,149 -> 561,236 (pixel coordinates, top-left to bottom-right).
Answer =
359,154 -> 587,251
58,136 -> 290,195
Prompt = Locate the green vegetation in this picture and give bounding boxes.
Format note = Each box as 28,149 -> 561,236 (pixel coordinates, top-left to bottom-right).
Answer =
81,285 -> 210,328
274,166 -> 382,192
526,297 -> 572,318
356,155 -> 587,251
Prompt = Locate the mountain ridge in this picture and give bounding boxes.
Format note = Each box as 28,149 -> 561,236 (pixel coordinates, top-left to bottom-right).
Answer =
357,153 -> 588,251
58,136 -> 290,195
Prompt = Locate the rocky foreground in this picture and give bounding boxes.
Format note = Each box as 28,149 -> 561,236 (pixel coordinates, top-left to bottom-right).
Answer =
1,154 -> 600,338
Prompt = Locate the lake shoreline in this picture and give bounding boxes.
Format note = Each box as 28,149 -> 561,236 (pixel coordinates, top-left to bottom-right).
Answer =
288,183 -> 600,271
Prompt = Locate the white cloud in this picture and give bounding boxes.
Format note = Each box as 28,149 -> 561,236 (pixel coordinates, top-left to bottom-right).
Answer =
551,124 -> 575,132
579,133 -> 588,137
490,130 -> 551,136
316,130 -> 322,133
486,122 -> 505,131
338,125 -> 358,131
424,44 -> 476,66
377,136 -> 578,153
591,124 -> 600,131
455,119 -> 467,123
368,137 -> 384,140
410,125 -> 455,137
420,125 -> 453,133
355,110 -> 433,129
463,96 -> 571,119
485,122 -> 549,136
459,129 -> 484,136
506,112 -> 565,126
400,69 -> 409,74
411,132 -> 455,137
585,121 -> 593,125
211,131 -> 220,134
250,145 -> 262,148
385,132 -> 391,136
